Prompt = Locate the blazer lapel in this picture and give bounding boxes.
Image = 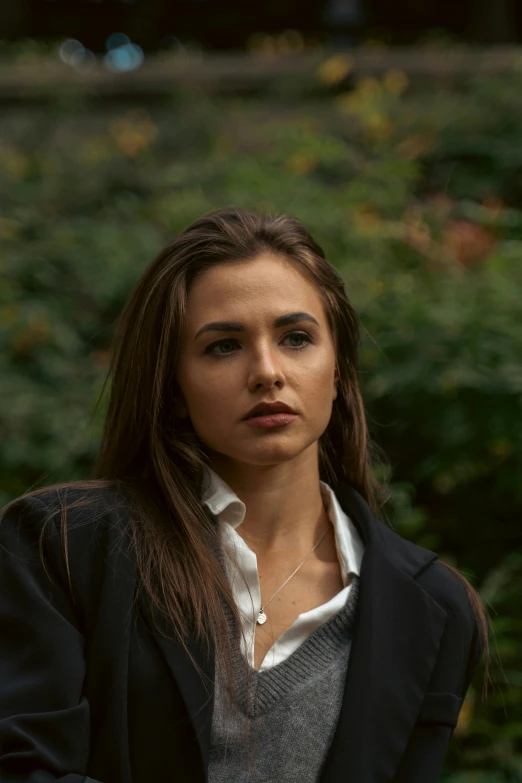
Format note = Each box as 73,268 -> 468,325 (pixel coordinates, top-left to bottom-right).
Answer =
137,596 -> 215,779
320,482 -> 448,782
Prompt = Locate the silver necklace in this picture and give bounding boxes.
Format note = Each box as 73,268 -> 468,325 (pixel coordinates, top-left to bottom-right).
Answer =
256,523 -> 331,625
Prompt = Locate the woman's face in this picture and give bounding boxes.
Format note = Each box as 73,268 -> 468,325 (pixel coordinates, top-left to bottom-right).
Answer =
176,253 -> 338,471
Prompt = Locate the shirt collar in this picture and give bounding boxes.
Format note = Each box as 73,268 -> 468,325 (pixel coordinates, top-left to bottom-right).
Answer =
200,465 -> 364,581
200,466 -> 247,527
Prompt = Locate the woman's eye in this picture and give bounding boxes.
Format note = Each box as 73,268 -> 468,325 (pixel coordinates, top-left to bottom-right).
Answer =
205,331 -> 312,358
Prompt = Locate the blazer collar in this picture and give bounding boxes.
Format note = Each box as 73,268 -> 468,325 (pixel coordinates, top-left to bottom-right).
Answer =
333,480 -> 437,578
139,481 -> 446,782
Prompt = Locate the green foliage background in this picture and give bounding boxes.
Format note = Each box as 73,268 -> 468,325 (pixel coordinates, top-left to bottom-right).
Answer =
1,59 -> 521,780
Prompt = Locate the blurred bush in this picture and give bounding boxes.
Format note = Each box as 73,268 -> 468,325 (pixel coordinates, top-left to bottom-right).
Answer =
0,59 -> 521,780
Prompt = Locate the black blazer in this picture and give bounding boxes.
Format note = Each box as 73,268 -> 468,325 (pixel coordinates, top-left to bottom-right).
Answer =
0,482 -> 482,783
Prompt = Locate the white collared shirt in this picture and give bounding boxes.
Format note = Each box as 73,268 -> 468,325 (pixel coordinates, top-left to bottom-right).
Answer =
201,467 -> 365,671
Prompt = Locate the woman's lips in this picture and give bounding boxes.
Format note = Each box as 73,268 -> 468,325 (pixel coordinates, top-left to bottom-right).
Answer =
244,413 -> 298,428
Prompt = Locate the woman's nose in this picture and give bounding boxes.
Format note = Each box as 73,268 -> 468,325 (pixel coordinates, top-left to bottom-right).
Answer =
247,344 -> 285,388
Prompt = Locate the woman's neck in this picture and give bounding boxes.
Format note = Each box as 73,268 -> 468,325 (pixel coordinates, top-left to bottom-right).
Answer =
209,456 -> 328,557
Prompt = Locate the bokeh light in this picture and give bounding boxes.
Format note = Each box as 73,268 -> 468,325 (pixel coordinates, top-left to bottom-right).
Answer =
58,39 -> 97,70
58,39 -> 84,65
104,42 -> 144,71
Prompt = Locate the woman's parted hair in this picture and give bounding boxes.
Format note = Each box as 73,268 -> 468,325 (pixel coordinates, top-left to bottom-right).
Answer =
2,206 -> 490,701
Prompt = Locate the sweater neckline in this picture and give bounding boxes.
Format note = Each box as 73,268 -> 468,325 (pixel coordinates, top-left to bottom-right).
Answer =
222,575 -> 360,716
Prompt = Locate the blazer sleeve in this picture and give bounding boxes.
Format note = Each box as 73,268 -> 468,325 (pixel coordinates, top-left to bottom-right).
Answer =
0,495 -> 102,783
393,570 -> 485,783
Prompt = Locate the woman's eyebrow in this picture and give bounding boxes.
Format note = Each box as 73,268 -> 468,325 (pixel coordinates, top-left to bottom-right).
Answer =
194,312 -> 319,339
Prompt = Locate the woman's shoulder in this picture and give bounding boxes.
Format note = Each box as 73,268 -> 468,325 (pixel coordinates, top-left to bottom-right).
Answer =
34,483 -> 131,520
416,554 -> 478,630
1,484 -> 139,633
374,510 -> 478,628
1,482 -> 133,546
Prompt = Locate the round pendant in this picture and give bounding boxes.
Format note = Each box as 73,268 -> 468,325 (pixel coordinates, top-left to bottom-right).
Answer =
257,610 -> 267,625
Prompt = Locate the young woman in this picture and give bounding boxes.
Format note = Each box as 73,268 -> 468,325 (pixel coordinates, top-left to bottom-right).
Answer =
0,207 -> 489,783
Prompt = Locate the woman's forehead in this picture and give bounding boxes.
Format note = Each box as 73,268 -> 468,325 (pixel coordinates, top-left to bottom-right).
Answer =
186,255 -> 323,314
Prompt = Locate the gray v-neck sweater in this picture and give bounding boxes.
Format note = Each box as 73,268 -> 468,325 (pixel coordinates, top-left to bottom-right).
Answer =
208,575 -> 359,783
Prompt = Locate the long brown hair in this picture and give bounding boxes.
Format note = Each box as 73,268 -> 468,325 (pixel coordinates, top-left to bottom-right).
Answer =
2,206 -> 490,701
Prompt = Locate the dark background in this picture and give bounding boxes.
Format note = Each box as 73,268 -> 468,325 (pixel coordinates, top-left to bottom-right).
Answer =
1,0 -> 522,52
